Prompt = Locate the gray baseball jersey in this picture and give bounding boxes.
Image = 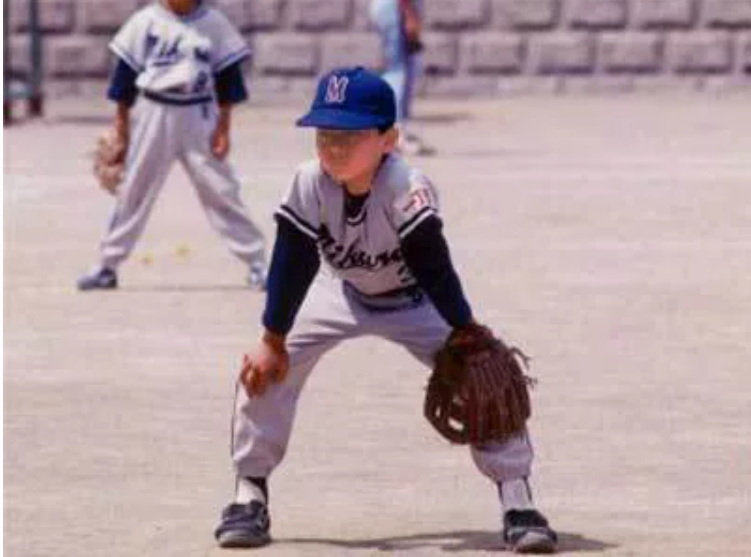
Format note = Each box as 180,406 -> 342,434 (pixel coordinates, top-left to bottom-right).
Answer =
277,154 -> 439,296
111,2 -> 249,102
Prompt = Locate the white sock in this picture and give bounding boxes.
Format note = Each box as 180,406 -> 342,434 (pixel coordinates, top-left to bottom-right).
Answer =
500,478 -> 535,511
235,477 -> 266,505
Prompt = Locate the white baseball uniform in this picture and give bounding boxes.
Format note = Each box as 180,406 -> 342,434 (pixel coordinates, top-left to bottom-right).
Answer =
230,154 -> 534,483
98,1 -> 265,271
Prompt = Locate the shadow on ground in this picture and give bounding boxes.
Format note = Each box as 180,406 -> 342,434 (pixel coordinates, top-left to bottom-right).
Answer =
49,111 -> 474,127
99,284 -> 254,293
47,114 -> 113,126
280,530 -> 616,553
412,112 -> 472,125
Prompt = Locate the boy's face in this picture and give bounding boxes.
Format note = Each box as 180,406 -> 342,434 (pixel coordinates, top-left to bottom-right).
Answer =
163,0 -> 199,15
316,128 -> 398,185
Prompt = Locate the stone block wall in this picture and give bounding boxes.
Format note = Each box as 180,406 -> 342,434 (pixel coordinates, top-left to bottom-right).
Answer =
5,0 -> 751,98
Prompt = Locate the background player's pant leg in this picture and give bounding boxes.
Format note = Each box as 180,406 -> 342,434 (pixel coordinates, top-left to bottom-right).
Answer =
402,52 -> 422,121
99,100 -> 178,269
231,275 -> 364,478
376,300 -> 534,483
180,104 -> 266,267
369,0 -> 409,122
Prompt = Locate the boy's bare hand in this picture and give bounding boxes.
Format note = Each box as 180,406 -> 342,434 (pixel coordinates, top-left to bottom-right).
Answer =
240,333 -> 289,397
211,127 -> 231,159
404,12 -> 421,43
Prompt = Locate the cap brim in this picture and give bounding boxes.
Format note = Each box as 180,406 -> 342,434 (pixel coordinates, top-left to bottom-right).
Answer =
296,108 -> 393,130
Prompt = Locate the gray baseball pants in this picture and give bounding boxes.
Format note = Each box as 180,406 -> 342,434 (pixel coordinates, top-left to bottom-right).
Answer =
98,97 -> 265,270
230,272 -> 534,483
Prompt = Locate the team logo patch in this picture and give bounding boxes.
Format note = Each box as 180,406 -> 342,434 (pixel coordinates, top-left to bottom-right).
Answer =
402,188 -> 432,213
325,75 -> 349,104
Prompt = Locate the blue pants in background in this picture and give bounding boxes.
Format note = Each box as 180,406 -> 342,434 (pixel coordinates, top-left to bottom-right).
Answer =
369,0 -> 423,123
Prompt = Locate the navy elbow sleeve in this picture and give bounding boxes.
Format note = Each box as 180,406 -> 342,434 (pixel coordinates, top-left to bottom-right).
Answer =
107,59 -> 139,106
214,63 -> 248,105
401,216 -> 473,328
262,218 -> 320,335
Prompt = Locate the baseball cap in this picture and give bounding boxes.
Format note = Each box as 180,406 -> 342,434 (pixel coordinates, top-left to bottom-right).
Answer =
296,66 -> 396,130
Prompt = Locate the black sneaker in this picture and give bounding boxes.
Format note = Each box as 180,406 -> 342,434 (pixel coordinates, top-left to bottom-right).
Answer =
214,500 -> 271,548
77,267 -> 118,291
503,509 -> 557,554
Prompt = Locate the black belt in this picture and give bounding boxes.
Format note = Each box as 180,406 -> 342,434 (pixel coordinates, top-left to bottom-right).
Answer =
344,282 -> 425,313
143,91 -> 212,106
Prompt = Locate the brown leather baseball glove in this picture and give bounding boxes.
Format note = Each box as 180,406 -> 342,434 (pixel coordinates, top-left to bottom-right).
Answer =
424,323 -> 533,445
93,130 -> 126,195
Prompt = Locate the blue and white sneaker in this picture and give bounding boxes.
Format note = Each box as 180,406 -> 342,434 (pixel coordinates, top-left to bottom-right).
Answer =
503,509 -> 557,554
214,500 -> 271,548
247,264 -> 267,292
77,267 -> 118,291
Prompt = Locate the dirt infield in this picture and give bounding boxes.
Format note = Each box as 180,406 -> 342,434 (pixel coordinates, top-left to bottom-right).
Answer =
5,95 -> 751,557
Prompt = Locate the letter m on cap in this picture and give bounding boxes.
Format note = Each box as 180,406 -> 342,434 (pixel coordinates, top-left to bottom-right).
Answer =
325,75 -> 349,104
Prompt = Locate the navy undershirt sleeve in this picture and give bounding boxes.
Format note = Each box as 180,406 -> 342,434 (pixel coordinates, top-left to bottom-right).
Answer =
262,217 -> 321,335
107,58 -> 139,106
214,62 -> 248,105
400,215 -> 473,328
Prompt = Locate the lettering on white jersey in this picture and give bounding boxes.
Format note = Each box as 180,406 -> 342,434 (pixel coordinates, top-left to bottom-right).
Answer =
110,4 -> 250,100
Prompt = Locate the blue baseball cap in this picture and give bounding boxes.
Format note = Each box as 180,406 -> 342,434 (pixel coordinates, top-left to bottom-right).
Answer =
296,66 -> 396,130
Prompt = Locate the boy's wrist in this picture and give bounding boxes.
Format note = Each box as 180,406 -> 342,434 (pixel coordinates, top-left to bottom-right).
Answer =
114,104 -> 130,139
113,122 -> 129,138
262,330 -> 286,349
215,107 -> 232,132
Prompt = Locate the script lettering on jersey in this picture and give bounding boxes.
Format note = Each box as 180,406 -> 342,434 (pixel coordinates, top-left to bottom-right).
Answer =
194,47 -> 210,63
318,225 -> 402,271
193,70 -> 209,94
325,76 -> 349,104
145,32 -> 159,58
149,36 -> 184,67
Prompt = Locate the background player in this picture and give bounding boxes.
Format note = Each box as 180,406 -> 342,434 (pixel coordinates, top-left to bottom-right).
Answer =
214,67 -> 557,553
369,0 -> 430,156
77,0 -> 267,291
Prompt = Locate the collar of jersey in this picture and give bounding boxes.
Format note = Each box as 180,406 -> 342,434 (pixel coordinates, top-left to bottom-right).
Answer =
371,154 -> 393,188
156,1 -> 209,23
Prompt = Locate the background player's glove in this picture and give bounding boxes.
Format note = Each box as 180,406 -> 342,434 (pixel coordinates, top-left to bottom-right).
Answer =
424,323 -> 533,445
93,129 -> 127,195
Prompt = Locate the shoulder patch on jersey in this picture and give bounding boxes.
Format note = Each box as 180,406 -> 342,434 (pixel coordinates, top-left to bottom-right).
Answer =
391,170 -> 440,240
401,174 -> 437,213
402,188 -> 432,213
